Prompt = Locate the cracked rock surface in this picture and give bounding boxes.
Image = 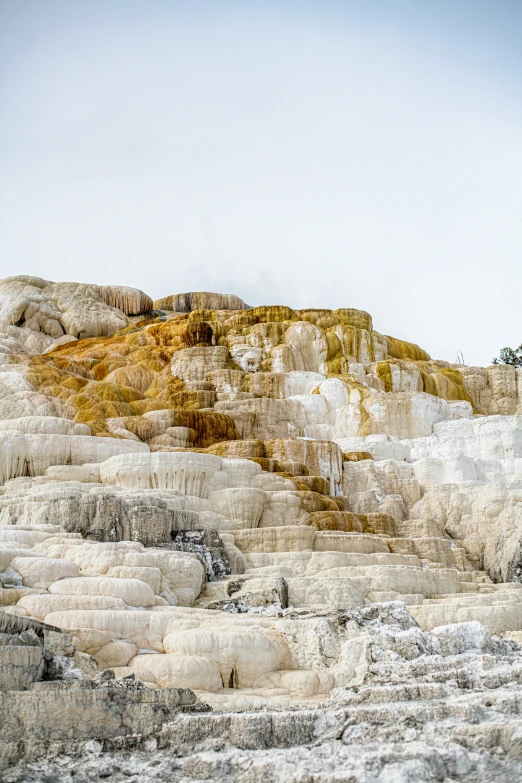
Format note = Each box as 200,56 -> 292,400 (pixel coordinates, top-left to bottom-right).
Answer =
4,604 -> 522,781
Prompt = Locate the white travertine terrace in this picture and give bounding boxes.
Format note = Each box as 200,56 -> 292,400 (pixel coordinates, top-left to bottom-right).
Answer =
2,277 -> 522,780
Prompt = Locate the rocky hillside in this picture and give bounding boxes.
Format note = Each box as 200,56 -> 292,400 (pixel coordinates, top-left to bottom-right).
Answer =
1,274 -> 522,781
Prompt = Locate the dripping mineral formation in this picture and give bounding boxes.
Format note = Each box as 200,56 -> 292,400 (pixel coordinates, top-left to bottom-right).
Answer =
2,275 -> 522,781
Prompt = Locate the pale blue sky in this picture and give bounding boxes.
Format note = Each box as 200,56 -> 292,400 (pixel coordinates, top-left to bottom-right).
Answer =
1,1 -> 521,365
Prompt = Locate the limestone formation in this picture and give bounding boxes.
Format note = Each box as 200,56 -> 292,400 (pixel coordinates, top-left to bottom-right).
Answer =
2,278 -> 522,779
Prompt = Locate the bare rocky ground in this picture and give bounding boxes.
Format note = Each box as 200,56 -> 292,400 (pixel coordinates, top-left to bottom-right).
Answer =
6,699 -> 522,783
4,604 -> 522,783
